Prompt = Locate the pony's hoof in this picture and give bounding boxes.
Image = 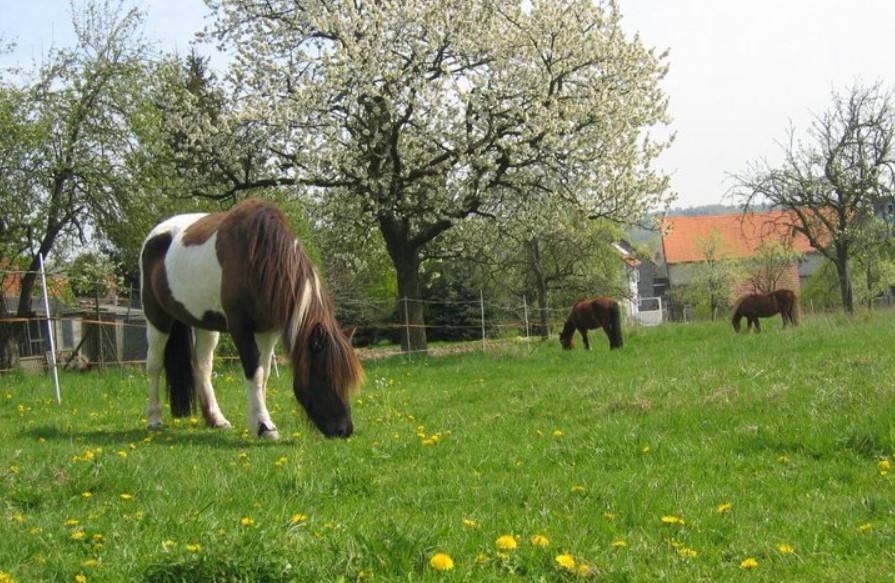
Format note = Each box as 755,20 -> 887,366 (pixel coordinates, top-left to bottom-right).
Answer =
258,424 -> 280,440
147,422 -> 164,431
209,419 -> 232,429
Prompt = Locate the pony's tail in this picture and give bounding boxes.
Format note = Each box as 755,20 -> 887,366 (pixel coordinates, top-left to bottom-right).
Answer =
164,320 -> 196,418
608,302 -> 623,349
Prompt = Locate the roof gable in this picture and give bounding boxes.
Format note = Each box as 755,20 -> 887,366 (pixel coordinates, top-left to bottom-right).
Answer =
661,211 -> 816,264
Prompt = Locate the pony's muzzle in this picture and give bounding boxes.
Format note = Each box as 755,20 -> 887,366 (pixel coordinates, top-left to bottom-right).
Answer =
323,417 -> 353,439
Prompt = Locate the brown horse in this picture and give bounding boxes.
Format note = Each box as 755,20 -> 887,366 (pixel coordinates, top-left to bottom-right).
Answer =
731,289 -> 800,333
559,297 -> 623,350
140,198 -> 363,439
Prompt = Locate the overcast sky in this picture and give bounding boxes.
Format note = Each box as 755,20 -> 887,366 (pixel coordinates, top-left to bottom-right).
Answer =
2,1 -> 894,209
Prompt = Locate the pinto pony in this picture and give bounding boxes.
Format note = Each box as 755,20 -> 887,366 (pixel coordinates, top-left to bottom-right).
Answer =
559,297 -> 623,350
731,289 -> 800,333
140,198 -> 363,439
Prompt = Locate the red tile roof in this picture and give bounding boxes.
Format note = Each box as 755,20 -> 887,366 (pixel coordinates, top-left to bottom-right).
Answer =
661,211 -> 817,264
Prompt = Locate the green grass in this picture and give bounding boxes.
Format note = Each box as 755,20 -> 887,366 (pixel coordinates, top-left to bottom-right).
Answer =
2,311 -> 895,582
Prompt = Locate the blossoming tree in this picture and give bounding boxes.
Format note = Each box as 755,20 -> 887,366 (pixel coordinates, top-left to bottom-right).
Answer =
203,0 -> 674,352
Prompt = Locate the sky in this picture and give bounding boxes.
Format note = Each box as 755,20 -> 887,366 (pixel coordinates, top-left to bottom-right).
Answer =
2,0 -> 894,209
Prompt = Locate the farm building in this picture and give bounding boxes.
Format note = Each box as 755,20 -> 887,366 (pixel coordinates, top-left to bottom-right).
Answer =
659,211 -> 823,311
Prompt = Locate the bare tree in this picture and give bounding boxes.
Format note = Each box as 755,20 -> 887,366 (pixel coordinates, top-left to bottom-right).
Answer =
732,82 -> 895,313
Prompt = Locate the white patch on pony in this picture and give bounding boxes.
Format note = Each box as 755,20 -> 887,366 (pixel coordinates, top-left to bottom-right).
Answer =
289,281 -> 312,347
155,215 -> 225,324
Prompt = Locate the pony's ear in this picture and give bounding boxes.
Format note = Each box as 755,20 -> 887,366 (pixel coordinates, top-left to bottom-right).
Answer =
343,325 -> 357,341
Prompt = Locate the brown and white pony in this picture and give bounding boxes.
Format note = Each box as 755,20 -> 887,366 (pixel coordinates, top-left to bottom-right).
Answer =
731,289 -> 800,333
559,297 -> 624,350
140,198 -> 363,439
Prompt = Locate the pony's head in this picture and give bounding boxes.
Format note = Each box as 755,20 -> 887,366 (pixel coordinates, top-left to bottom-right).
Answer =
558,323 -> 575,350
291,321 -> 364,438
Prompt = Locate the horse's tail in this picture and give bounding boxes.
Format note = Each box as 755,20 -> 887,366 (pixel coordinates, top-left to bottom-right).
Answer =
164,320 -> 196,418
731,296 -> 745,333
608,301 -> 623,349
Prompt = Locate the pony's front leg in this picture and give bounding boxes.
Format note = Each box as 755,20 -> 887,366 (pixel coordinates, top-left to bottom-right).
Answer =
145,325 -> 167,430
580,329 -> 591,350
242,332 -> 280,439
193,330 -> 231,429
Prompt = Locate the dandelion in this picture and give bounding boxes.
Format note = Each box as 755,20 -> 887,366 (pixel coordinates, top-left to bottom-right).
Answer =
552,429 -> 563,437
13,514 -> 25,523
291,513 -> 308,525
475,553 -> 489,563
879,459 -> 891,475
530,534 -> 550,547
0,574 -> 16,583
495,535 -> 518,550
570,485 -> 586,494
462,518 -> 478,529
81,492 -> 92,499
162,540 -> 175,550
71,531 -> 87,541
64,519 -> 80,527
661,515 -> 685,526
740,557 -> 758,569
240,517 -> 255,526
117,451 -> 128,459
603,512 -> 616,521
275,456 -> 288,467
74,575 -> 87,583
429,552 -> 455,571
81,559 -> 98,568
777,544 -> 795,554
185,544 -> 202,553
678,547 -> 698,558
641,445 -> 651,454
857,522 -> 872,533
716,502 -> 732,514
119,493 -> 133,501
555,554 -> 576,572
610,539 -> 627,549
357,569 -> 373,579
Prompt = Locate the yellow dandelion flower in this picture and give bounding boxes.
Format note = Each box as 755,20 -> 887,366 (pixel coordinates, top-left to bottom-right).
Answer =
421,438 -> 436,446
475,553 -> 489,563
71,531 -> 87,541
530,534 -> 550,547
117,451 -> 128,459
162,540 -> 175,550
0,573 -> 15,583
555,554 -> 577,571
879,459 -> 891,475
357,569 -> 373,579
678,547 -> 698,558
119,493 -> 133,501
291,513 -> 307,525
611,539 -> 627,548
661,515 -> 685,525
603,511 -> 616,521
641,445 -> 651,454
74,575 -> 87,583
13,514 -> 25,523
552,429 -> 563,437
240,517 -> 255,526
857,522 -> 872,533
570,485 -> 586,494
777,544 -> 795,554
81,492 -> 92,499
64,519 -> 80,527
462,518 -> 478,529
740,557 -> 758,569
185,544 -> 202,553
495,535 -> 518,550
429,552 -> 454,571
717,502 -> 732,514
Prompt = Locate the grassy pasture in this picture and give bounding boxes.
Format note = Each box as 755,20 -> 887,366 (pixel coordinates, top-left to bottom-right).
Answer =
2,311 -> 895,582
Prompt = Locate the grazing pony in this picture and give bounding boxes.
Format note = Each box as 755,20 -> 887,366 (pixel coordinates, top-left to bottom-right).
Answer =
140,198 -> 363,439
731,289 -> 800,333
559,297 -> 623,350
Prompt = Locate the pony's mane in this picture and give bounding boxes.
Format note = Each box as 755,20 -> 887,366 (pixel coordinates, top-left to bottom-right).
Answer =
226,200 -> 363,402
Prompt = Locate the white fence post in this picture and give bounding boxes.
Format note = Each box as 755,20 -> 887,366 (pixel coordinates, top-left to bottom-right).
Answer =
480,290 -> 486,351
39,254 -> 61,404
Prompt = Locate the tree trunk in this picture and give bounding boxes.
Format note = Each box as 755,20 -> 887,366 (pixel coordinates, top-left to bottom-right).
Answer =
394,252 -> 427,354
834,245 -> 854,313
525,237 -> 551,339
0,299 -> 18,371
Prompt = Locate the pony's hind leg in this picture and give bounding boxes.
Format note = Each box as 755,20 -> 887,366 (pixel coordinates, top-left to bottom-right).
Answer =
145,325 -> 167,430
193,329 -> 231,429
580,329 -> 591,350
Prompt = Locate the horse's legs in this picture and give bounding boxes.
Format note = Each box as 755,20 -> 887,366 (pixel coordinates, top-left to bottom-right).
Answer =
193,330 -> 231,429
240,331 -> 281,439
580,329 -> 591,350
754,317 -> 762,333
145,324 -> 167,430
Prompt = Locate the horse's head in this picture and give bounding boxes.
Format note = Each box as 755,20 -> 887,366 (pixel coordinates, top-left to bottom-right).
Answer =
558,330 -> 574,350
292,322 -> 363,438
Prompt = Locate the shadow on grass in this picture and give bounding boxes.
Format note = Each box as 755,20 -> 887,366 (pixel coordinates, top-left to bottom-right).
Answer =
19,424 -> 307,449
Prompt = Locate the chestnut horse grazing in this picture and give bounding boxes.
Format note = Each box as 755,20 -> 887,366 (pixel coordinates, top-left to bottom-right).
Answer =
559,297 -> 623,350
731,289 -> 800,333
140,198 -> 363,439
